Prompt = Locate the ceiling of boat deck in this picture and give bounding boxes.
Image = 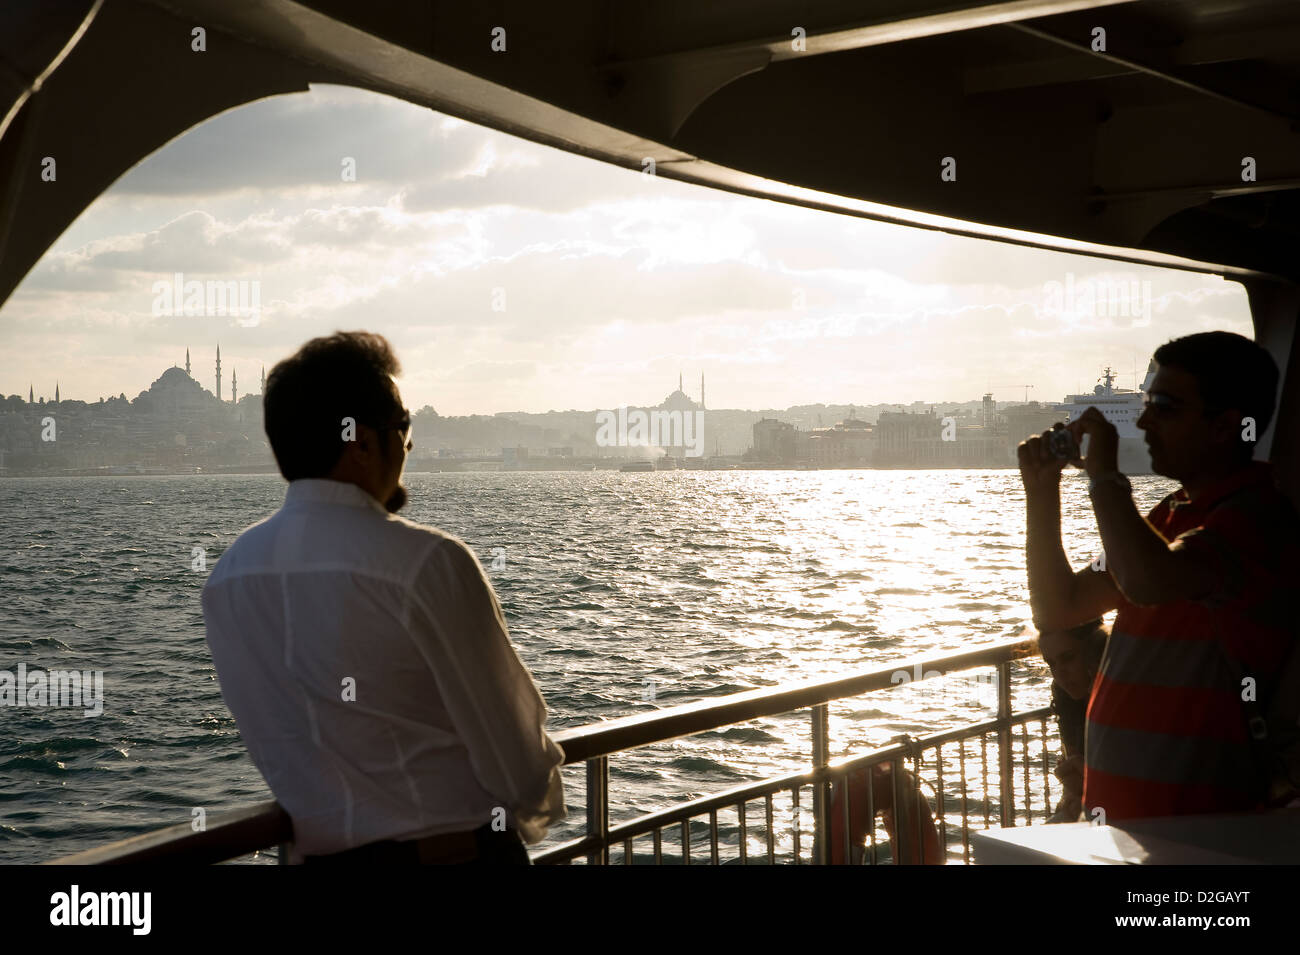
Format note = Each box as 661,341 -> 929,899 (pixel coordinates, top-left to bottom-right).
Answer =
4,0 -> 1300,311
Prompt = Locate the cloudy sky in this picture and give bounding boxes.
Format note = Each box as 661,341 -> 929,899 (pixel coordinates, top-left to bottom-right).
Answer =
0,84 -> 1250,416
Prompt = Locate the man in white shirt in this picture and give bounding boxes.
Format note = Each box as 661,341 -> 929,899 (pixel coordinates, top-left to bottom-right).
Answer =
201,331 -> 566,864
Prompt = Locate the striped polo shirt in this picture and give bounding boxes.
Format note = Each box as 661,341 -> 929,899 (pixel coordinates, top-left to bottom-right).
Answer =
1083,461 -> 1300,821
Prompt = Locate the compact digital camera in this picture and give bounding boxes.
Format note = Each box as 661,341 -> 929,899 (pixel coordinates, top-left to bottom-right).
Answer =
1048,428 -> 1078,460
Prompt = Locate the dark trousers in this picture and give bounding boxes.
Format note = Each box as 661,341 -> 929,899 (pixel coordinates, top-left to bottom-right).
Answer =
302,823 -> 530,865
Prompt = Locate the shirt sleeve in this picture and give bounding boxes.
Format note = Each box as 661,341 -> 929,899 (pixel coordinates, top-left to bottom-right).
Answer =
407,534 -> 567,844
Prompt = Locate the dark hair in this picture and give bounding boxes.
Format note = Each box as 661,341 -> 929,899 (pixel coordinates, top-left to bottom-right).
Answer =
1152,332 -> 1279,459
263,331 -> 402,480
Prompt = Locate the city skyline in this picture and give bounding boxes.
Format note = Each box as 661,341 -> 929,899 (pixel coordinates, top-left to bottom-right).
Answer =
8,351 -> 1110,416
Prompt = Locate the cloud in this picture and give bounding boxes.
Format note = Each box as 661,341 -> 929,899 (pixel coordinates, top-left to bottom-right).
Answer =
110,86 -> 459,196
110,84 -> 648,215
0,84 -> 1255,415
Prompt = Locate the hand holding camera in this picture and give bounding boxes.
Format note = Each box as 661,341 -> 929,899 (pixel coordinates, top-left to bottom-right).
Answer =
1018,405 -> 1122,493
1017,421 -> 1083,492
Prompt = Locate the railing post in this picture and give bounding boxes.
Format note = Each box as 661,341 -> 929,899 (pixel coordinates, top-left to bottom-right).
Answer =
996,660 -> 1014,827
586,756 -> 609,865
890,747 -> 916,865
811,703 -> 829,865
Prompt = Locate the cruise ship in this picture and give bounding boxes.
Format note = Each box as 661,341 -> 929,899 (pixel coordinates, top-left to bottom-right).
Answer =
1055,362 -> 1158,475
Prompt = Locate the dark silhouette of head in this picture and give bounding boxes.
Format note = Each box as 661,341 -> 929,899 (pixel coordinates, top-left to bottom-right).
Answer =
1039,617 -> 1107,700
264,331 -> 411,511
1138,331 -> 1278,480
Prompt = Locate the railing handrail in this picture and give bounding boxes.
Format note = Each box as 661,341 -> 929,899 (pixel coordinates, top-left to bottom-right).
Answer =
42,637 -> 1040,864
533,704 -> 1056,863
551,638 -> 1037,763
45,800 -> 292,866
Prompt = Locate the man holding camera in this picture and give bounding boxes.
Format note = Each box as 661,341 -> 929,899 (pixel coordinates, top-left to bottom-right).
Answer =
1019,331 -> 1299,822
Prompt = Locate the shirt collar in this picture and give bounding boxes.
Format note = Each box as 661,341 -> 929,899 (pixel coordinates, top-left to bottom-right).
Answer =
283,478 -> 388,515
1167,460 -> 1274,514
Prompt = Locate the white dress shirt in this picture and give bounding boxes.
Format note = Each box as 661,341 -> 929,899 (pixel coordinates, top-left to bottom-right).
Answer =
200,478 -> 566,859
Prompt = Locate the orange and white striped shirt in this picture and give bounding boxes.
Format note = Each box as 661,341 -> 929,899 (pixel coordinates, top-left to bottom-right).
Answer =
1084,462 -> 1300,820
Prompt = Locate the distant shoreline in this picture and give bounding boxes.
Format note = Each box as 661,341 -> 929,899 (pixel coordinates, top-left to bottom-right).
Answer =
0,462 -> 1042,478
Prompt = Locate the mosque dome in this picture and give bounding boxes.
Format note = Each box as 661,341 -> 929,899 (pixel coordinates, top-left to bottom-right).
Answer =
136,365 -> 210,414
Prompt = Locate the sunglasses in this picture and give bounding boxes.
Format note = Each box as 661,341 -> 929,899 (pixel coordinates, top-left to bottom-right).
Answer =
1142,393 -> 1184,415
368,408 -> 411,445
392,409 -> 411,438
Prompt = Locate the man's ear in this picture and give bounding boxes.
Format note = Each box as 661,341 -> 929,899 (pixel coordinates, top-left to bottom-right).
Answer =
350,423 -> 381,456
1208,407 -> 1242,447
336,426 -> 376,468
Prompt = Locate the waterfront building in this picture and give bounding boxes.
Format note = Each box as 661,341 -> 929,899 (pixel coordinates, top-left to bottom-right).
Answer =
807,411 -> 874,467
752,417 -> 797,464
875,409 -> 939,466
1001,401 -> 1066,462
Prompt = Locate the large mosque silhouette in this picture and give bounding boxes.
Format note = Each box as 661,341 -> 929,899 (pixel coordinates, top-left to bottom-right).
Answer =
129,346 -> 264,417
21,346 -> 261,411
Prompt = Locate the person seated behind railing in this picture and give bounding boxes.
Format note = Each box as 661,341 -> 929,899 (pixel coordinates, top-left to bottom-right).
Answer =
829,761 -> 943,864
1036,618 -> 1108,823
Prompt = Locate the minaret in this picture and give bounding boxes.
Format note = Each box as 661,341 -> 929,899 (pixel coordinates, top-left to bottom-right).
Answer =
260,365 -> 265,394
215,345 -> 222,401
28,384 -> 33,403
232,369 -> 238,405
55,382 -> 59,404
679,371 -> 683,393
700,373 -> 705,410
185,348 -> 191,376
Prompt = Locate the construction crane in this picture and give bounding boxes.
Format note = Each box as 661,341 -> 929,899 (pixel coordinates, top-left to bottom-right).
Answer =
988,383 -> 1035,403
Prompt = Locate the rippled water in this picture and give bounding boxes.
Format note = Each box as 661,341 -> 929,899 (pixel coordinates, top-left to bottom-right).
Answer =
0,470 -> 1177,863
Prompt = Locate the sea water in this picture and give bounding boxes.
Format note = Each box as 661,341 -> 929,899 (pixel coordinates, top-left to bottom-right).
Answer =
0,469 -> 1178,863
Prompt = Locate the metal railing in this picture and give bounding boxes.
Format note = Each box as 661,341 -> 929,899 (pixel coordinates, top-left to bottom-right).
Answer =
47,638 -> 1054,865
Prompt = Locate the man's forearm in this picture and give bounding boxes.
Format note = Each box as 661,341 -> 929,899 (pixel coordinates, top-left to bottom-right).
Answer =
1088,481 -> 1174,605
1026,486 -> 1076,628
